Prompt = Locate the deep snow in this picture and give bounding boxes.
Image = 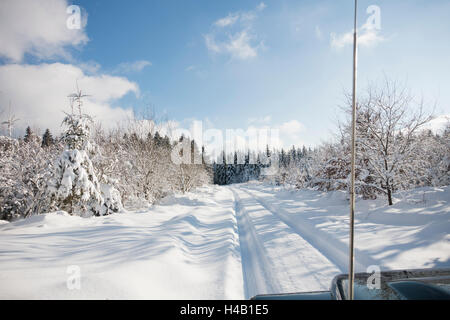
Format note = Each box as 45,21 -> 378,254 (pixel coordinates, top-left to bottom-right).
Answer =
0,182 -> 448,299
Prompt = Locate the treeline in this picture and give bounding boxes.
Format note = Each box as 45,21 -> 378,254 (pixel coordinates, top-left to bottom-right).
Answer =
212,146 -> 310,185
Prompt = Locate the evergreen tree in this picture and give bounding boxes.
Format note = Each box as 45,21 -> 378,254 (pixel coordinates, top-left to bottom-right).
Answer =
24,126 -> 32,142
48,110 -> 104,215
290,146 -> 297,164
47,91 -> 121,216
154,131 -> 163,146
266,144 -> 271,160
41,128 -> 54,147
201,145 -> 206,165
280,149 -> 286,168
163,135 -> 171,148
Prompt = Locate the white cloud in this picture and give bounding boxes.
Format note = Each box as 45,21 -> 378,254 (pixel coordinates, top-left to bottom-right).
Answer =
224,31 -> 259,60
78,61 -> 102,74
256,2 -> 267,12
205,3 -> 266,60
358,29 -> 385,47
214,13 -> 239,28
0,63 -> 138,136
248,115 -> 272,124
244,119 -> 306,150
184,65 -> 208,79
205,34 -> 222,53
330,31 -> 353,49
205,28 -> 261,61
330,26 -> 385,49
279,120 -> 304,135
112,60 -> 152,74
0,0 -> 88,62
420,115 -> 450,134
276,120 -> 305,149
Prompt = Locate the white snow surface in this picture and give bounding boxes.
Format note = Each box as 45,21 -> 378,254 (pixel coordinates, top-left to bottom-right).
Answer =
0,182 -> 449,299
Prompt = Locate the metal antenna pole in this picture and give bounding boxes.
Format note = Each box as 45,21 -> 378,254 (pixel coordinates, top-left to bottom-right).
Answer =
349,0 -> 358,301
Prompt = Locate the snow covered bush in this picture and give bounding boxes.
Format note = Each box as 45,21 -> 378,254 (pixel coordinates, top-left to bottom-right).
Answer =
99,182 -> 123,214
0,135 -> 61,220
419,125 -> 450,187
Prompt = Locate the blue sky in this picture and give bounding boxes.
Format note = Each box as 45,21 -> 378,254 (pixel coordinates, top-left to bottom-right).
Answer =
1,0 -> 449,147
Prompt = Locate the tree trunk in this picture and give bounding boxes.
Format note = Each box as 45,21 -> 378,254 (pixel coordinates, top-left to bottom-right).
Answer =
384,158 -> 393,206
387,187 -> 393,206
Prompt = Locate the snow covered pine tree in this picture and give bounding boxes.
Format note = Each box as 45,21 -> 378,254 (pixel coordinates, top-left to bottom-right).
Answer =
47,90 -> 122,216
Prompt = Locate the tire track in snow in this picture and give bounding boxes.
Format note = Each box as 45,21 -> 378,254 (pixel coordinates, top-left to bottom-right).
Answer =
231,186 -> 340,297
230,187 -> 282,299
240,185 -> 379,273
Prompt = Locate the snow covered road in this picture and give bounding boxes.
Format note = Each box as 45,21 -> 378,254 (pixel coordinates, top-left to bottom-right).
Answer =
231,186 -> 340,298
0,182 -> 449,299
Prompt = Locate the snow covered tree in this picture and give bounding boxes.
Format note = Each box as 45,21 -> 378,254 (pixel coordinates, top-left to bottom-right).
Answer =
344,78 -> 433,205
48,113 -> 102,215
47,90 -> 121,216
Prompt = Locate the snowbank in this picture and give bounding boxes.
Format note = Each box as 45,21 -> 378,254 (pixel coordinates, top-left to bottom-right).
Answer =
241,184 -> 450,271
0,185 -> 244,299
